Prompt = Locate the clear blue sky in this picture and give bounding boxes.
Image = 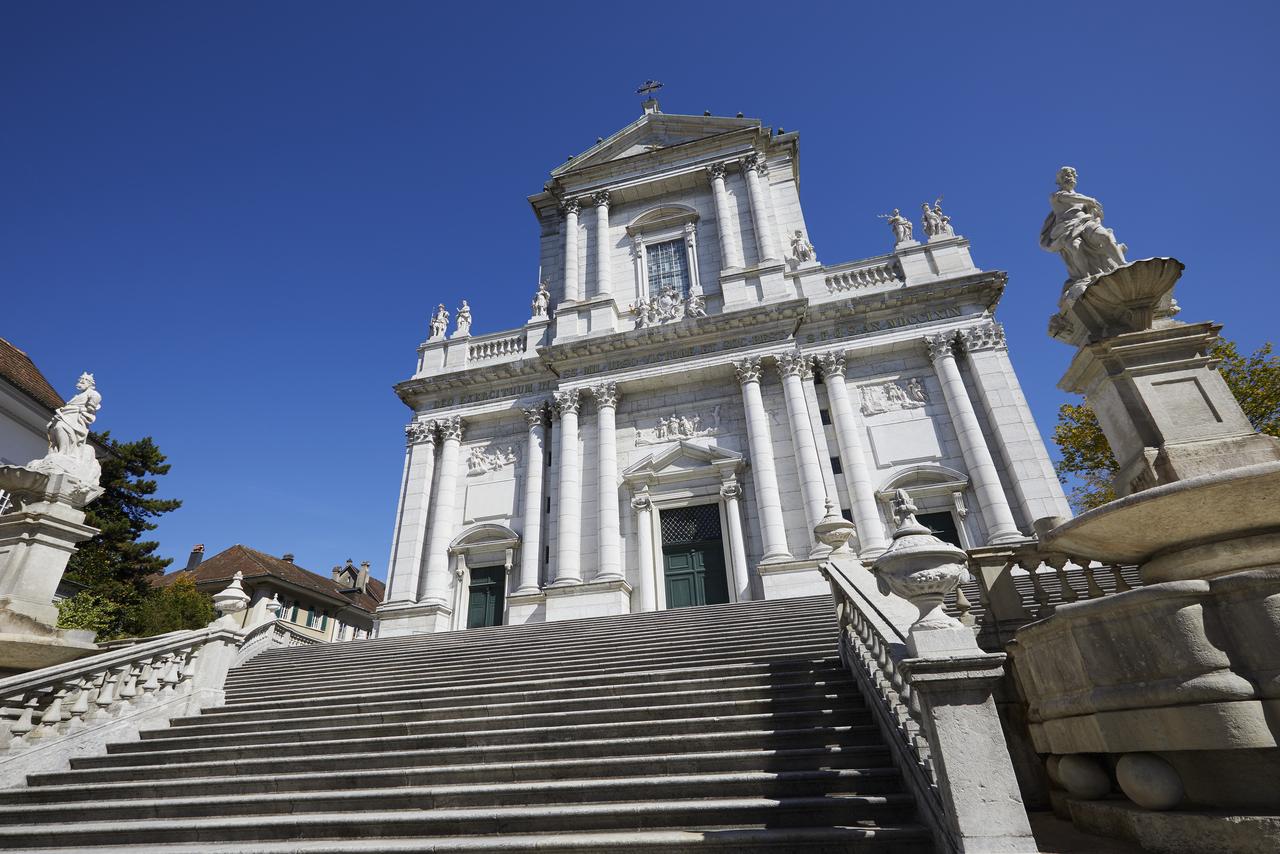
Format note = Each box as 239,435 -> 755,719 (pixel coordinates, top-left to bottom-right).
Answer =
3,3 -> 1276,579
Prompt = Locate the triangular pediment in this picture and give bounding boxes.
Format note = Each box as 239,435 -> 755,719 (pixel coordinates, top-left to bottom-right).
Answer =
553,111 -> 760,176
623,440 -> 744,481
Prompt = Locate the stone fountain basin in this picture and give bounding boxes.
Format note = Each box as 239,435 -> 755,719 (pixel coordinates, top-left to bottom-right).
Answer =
1042,461 -> 1280,583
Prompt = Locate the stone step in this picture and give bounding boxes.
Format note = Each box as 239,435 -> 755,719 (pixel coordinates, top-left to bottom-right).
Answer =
0,795 -> 920,848
242,601 -> 836,669
0,825 -> 935,853
224,625 -> 835,690
13,746 -> 895,804
220,656 -> 846,712
182,669 -> 856,728
0,769 -> 906,825
223,640 -> 837,702
67,723 -> 882,774
144,684 -> 861,741
107,702 -> 869,757
243,596 -> 834,666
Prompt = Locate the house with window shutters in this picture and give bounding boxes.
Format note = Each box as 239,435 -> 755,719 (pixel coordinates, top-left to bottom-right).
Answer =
155,544 -> 382,641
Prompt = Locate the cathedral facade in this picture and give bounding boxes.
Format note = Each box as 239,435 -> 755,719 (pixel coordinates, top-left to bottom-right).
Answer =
377,100 -> 1069,636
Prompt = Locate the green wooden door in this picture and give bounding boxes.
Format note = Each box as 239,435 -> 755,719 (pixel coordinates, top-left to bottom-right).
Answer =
466,566 -> 505,629
660,504 -> 730,610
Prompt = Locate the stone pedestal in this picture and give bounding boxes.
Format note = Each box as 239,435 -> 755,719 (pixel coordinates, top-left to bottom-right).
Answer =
543,578 -> 631,623
0,465 -> 101,674
756,559 -> 827,599
505,590 -> 546,626
375,601 -> 454,636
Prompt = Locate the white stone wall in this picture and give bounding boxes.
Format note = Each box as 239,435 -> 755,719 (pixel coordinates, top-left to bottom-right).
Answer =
0,383 -> 52,467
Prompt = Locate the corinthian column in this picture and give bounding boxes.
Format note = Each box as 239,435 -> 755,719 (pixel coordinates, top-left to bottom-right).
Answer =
742,153 -> 779,264
421,415 -> 464,604
631,487 -> 656,611
818,352 -> 887,556
734,357 -> 791,562
385,421 -> 437,604
706,163 -> 744,271
776,350 -> 828,556
517,404 -> 548,594
553,389 -> 583,584
924,333 -> 1023,543
561,199 -> 581,302
592,191 -> 612,299
592,382 -> 622,581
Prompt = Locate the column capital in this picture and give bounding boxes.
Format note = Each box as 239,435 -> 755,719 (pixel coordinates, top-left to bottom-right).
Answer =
560,198 -> 581,216
817,351 -> 847,379
924,332 -> 958,363
705,162 -> 727,181
720,480 -> 742,501
553,388 -> 582,416
733,356 -> 764,385
775,349 -> 813,380
590,381 -> 619,409
591,190 -> 611,208
522,404 -> 549,429
438,415 -> 464,442
405,420 -> 437,446
959,321 -> 1007,353
742,151 -> 767,175
631,235 -> 645,258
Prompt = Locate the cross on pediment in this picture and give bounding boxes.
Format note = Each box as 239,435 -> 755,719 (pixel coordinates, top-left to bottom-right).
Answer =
636,80 -> 664,97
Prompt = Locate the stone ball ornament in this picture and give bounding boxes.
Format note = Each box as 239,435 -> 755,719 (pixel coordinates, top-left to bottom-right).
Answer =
871,488 -> 972,629
1116,752 -> 1184,811
1056,754 -> 1112,800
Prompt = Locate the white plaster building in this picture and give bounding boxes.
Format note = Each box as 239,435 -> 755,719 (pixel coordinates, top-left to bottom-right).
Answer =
378,100 -> 1070,636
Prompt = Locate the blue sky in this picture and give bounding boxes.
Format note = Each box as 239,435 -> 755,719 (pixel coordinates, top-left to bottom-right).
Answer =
3,2 -> 1276,579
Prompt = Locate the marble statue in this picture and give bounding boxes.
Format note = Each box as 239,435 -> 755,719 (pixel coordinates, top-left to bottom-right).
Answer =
922,198 -> 953,238
878,209 -> 913,244
531,281 -> 551,318
47,373 -> 101,458
454,300 -> 472,337
685,290 -> 708,318
1039,166 -> 1128,283
790,230 -> 816,262
429,304 -> 449,340
632,282 -> 691,328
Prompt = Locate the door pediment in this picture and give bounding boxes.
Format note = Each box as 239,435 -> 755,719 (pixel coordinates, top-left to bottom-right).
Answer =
623,440 -> 744,487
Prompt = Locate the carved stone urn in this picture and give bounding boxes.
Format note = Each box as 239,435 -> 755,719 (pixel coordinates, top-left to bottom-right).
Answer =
813,498 -> 856,554
871,489 -> 971,629
212,571 -> 251,622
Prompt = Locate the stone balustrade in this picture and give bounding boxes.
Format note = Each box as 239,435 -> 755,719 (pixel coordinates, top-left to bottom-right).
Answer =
0,617 -> 317,784
823,256 -> 905,293
466,332 -> 527,363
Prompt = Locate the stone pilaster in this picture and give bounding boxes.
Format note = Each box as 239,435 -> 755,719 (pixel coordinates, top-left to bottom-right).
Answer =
561,199 -> 581,302
776,350 -> 829,557
741,153 -> 779,264
592,382 -> 622,581
631,487 -> 656,611
734,356 -> 792,563
818,352 -> 888,556
592,191 -> 612,299
959,321 -> 1072,524
721,478 -> 751,601
706,163 -> 744,271
924,333 -> 1023,544
421,415 -> 464,603
517,405 -> 548,594
552,389 -> 583,585
385,421 -> 438,604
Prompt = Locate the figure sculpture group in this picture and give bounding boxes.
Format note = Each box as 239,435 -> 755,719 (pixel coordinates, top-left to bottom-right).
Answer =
631,282 -> 706,328
879,199 -> 956,245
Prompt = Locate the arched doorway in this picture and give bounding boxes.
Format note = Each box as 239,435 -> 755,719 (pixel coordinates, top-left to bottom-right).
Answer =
448,524 -> 520,630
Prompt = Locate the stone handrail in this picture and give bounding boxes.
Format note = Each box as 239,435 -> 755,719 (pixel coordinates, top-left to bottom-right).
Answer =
823,255 -> 905,293
819,556 -> 953,852
467,332 -> 526,363
0,617 -> 317,786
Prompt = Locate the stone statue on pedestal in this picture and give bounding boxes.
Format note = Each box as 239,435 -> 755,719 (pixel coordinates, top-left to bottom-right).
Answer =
922,198 -> 954,238
790,230 -> 815,262
1039,166 -> 1128,283
531,280 -> 551,318
878,209 -> 913,245
429,304 -> 449,340
454,300 -> 472,337
28,372 -> 103,491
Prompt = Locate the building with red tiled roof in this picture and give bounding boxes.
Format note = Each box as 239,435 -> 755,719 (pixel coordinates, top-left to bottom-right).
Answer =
156,544 -> 384,641
0,337 -> 64,466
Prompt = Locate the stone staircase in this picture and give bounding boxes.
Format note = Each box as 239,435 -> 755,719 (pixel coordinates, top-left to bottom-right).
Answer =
0,595 -> 935,852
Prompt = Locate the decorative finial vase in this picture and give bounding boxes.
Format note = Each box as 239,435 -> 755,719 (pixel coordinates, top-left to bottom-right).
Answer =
872,489 -> 972,636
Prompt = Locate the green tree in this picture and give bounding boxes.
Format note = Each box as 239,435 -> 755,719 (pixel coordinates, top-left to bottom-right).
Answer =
58,432 -> 182,639
1054,339 -> 1280,512
129,575 -> 216,637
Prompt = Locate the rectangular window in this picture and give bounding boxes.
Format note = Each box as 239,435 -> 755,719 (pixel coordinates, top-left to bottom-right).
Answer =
320,614 -> 328,631
289,603 -> 298,622
646,238 -> 690,297
917,511 -> 963,548
831,456 -> 844,475
841,508 -> 854,523
819,408 -> 832,425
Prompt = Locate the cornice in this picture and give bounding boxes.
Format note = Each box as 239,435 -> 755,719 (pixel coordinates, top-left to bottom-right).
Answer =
803,270 -> 1007,327
394,356 -> 554,407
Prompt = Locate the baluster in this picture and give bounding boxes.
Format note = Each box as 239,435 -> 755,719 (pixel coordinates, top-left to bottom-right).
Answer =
1081,561 -> 1106,599
160,655 -> 181,692
8,697 -> 37,738
954,585 -> 975,627
1111,564 -> 1133,593
68,678 -> 92,723
181,648 -> 200,683
119,664 -> 139,700
34,688 -> 68,737
1027,563 -> 1054,619
140,659 -> 161,693
1050,558 -> 1079,604
94,669 -> 118,712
